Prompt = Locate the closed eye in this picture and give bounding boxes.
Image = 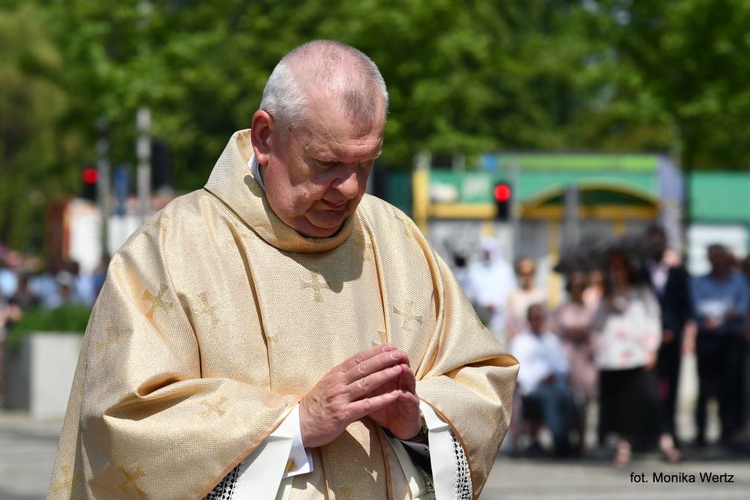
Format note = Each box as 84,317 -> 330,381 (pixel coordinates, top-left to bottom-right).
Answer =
315,159 -> 340,169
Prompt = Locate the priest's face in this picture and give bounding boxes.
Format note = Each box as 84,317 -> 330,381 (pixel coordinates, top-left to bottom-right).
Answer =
254,96 -> 385,238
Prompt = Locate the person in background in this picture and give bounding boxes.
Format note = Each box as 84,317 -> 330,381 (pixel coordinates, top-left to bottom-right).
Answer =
644,223 -> 692,450
742,254 -> 750,446
0,250 -> 24,405
551,271 -> 598,455
0,249 -> 22,302
53,271 -> 86,308
592,245 -> 680,466
741,254 -> 750,287
511,303 -> 574,457
30,257 -> 64,309
686,243 -> 749,449
90,252 -> 111,303
583,269 -> 604,309
507,256 -> 547,340
2,271 -> 35,404
0,295 -> 22,405
451,251 -> 476,303
467,237 -> 515,343
9,273 -> 40,312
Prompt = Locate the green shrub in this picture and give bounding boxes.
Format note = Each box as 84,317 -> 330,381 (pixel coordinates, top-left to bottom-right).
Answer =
6,305 -> 91,351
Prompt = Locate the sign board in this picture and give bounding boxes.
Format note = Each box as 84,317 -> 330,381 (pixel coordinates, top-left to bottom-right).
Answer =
429,171 -> 495,204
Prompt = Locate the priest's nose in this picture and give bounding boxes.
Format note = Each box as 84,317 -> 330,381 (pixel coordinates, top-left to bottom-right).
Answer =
334,169 -> 362,199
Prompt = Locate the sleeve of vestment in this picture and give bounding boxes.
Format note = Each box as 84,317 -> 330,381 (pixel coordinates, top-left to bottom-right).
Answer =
48,206 -> 298,500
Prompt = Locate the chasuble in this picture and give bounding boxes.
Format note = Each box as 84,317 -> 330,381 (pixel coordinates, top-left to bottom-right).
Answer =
48,130 -> 519,499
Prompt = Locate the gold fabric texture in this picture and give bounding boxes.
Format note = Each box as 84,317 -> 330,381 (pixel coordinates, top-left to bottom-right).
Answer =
48,130 -> 519,499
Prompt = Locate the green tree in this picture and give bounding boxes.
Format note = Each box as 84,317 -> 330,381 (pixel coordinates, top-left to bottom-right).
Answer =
50,0 -> 597,186
7,0 -> 750,254
0,3 -> 72,252
581,0 -> 750,170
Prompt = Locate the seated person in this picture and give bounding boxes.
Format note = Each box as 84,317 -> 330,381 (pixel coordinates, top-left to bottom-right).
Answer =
510,303 -> 574,457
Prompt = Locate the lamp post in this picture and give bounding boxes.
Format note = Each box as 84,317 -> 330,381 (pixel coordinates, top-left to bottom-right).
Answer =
136,1 -> 152,225
96,118 -> 110,254
136,107 -> 151,225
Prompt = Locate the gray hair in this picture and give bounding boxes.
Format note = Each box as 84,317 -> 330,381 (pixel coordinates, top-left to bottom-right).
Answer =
259,40 -> 389,134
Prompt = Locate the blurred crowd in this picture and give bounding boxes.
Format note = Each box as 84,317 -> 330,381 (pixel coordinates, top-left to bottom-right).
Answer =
0,248 -> 105,320
0,246 -> 106,404
454,223 -> 750,466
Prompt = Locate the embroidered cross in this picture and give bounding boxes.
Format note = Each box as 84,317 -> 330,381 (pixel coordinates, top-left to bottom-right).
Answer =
301,270 -> 330,302
141,219 -> 158,237
395,211 -> 415,238
353,228 -> 372,261
142,284 -> 173,320
196,292 -> 221,327
393,300 -> 423,332
117,464 -> 146,497
199,396 -> 229,419
97,326 -> 121,352
142,217 -> 168,238
51,464 -> 75,495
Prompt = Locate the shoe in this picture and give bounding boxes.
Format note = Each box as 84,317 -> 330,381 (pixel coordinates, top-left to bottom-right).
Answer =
659,434 -> 682,463
614,441 -> 631,467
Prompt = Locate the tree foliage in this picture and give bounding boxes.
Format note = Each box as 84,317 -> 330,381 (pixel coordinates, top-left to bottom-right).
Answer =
2,0 -> 750,252
0,3 -> 70,252
586,0 -> 750,170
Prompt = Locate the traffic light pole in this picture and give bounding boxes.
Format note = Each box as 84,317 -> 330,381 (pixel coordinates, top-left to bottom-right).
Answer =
563,184 -> 580,248
136,106 -> 151,225
412,151 -> 431,234
136,2 -> 152,226
96,118 -> 111,258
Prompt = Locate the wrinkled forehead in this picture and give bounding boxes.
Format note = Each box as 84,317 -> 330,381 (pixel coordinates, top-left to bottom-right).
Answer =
300,98 -> 383,147
306,89 -> 386,127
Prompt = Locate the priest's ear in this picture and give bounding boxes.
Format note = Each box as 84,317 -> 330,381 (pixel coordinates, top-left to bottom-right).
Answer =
251,110 -> 275,164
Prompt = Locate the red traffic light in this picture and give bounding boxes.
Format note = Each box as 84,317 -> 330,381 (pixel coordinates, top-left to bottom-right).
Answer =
82,167 -> 99,184
493,182 -> 512,203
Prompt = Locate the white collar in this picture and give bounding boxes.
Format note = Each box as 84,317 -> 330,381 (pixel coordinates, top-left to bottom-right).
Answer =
248,155 -> 265,191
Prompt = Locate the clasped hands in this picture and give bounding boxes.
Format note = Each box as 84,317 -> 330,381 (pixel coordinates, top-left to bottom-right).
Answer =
299,343 -> 421,448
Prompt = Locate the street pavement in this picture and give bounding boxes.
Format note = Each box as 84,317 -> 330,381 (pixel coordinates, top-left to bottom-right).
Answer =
2,409 -> 748,500
484,447 -> 750,499
0,412 -> 61,500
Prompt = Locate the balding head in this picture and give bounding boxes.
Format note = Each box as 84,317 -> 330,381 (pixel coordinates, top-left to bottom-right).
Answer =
249,41 -> 386,239
260,40 -> 388,135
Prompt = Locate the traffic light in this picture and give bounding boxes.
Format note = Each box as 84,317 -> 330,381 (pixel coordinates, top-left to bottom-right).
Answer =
493,181 -> 512,221
81,166 -> 99,203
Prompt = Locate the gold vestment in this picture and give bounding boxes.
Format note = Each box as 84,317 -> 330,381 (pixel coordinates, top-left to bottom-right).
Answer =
48,130 -> 519,499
